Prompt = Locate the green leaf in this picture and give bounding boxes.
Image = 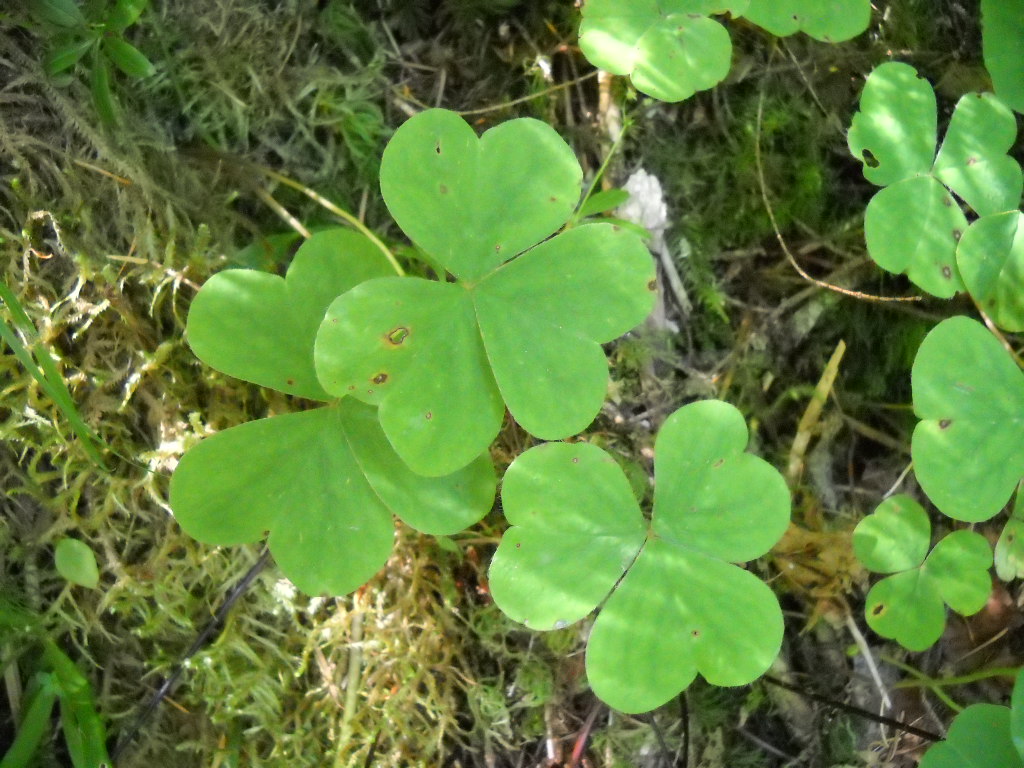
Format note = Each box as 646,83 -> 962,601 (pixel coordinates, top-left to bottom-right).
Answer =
379,109 -> 581,282
578,0 -> 746,103
995,487 -> 1024,581
44,37 -> 96,76
29,0 -> 87,28
89,53 -> 117,126
102,37 -> 155,78
54,539 -> 100,589
982,0 -> 1024,114
578,188 -> 630,219
957,212 -> 1024,332
106,0 -> 148,29
1012,667 -> 1024,761
742,0 -> 870,42
920,704 -> 1022,768
489,400 -> 790,713
317,111 -> 655,476
170,400 -> 495,596
228,231 -> 302,270
187,228 -> 395,401
855,495 -> 992,651
848,62 -> 1023,297
912,316 -> 1024,521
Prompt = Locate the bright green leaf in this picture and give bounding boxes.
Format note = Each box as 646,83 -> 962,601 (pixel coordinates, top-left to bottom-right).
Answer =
317,111 -> 655,476
44,37 -> 96,76
106,0 -> 148,29
920,704 -> 1021,768
957,212 -> 1024,332
982,0 -> 1024,114
856,495 -> 991,651
863,178 -> 966,298
102,37 -> 155,79
742,0 -> 870,41
912,316 -> 1024,521
578,0 -> 744,102
54,539 -> 99,589
379,109 -> 581,282
577,188 -> 630,219
852,494 -> 931,573
170,400 -> 495,596
995,487 -> 1024,581
187,228 -> 395,401
848,62 -> 1023,296
489,400 -> 790,713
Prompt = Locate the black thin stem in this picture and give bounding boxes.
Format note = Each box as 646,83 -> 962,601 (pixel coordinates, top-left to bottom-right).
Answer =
111,548 -> 272,759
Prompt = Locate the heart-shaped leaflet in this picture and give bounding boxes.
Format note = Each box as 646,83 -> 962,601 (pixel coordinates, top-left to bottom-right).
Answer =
315,110 -> 655,477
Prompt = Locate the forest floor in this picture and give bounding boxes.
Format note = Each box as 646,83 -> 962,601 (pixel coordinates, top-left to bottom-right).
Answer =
1,1 -> 1020,766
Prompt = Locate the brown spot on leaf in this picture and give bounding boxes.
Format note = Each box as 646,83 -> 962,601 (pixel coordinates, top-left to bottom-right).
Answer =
647,279 -> 657,291
942,196 -> 953,207
434,142 -> 442,154
571,457 -> 579,464
387,326 -> 409,345
550,196 -> 557,202
286,378 -> 295,386
439,184 -> 448,194
862,148 -> 880,168
942,265 -> 953,278
939,419 -> 952,429
347,385 -> 356,391
953,229 -> 963,242
712,458 -> 724,468
966,157 -> 978,166
871,603 -> 886,616
425,411 -> 433,420
372,372 -> 388,384
515,542 -> 521,549
691,629 -> 701,638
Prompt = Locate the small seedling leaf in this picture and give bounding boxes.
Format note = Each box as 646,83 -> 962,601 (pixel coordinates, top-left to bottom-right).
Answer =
29,0 -> 87,28
855,495 -> 991,651
982,0 -> 1024,114
170,401 -> 495,596
957,212 -> 1024,332
102,37 -> 155,79
317,111 -> 655,476
490,400 -> 790,713
44,37 -> 96,77
577,188 -> 630,219
54,539 -> 99,589
578,0 -> 744,102
912,316 -> 1024,521
995,487 -> 1024,581
187,228 -> 395,401
849,62 -> 1023,297
107,0 -> 149,30
920,704 -> 1021,768
742,0 -> 871,42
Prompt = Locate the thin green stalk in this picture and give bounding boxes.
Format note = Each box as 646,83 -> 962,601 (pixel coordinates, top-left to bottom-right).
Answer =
881,655 -> 963,712
892,665 -> 1020,690
568,120 -> 631,228
0,280 -> 107,468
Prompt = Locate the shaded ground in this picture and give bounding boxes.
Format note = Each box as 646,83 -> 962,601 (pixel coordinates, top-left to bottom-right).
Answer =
1,1 -> 1021,766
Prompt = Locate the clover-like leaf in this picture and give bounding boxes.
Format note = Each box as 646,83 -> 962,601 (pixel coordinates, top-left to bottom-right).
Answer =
1013,667 -> 1024,762
853,495 -> 992,651
920,704 -> 1022,768
176,228 -> 496,595
578,0 -> 747,103
315,110 -> 655,477
187,228 -> 396,400
489,400 -> 790,713
957,212 -> 1024,332
982,0 -> 1024,115
912,316 -> 1024,522
996,487 -> 1024,581
171,400 -> 495,596
848,62 -> 1023,297
742,0 -> 870,42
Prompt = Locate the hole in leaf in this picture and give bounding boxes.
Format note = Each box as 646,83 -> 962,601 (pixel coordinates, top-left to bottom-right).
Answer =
871,603 -> 886,616
939,419 -> 952,429
372,372 -> 388,384
425,411 -> 433,420
861,148 -> 880,168
515,542 -> 521,548
966,157 -> 978,166
571,457 -> 579,464
952,229 -> 962,242
387,326 -> 409,345
942,265 -> 953,278
434,142 -> 442,154
494,244 -> 502,253
690,629 -> 701,638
